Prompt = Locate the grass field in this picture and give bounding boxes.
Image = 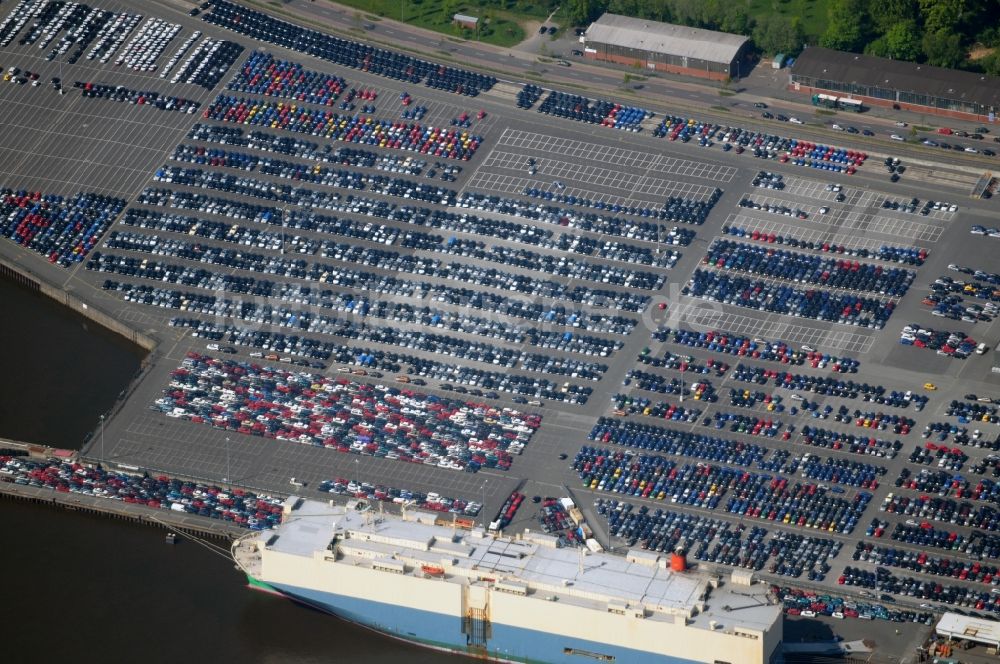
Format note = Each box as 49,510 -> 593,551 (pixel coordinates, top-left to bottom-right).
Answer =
746,0 -> 831,45
325,0 -> 561,48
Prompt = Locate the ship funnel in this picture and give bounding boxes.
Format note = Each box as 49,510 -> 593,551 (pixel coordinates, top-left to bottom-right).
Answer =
670,546 -> 687,572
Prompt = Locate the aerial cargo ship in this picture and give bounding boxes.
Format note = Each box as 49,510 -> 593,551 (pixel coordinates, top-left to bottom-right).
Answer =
232,497 -> 783,663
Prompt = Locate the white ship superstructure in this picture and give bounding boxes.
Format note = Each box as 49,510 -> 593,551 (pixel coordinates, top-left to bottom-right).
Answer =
233,497 -> 783,663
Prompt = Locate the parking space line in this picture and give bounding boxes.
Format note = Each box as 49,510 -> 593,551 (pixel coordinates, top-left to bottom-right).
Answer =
667,300 -> 876,353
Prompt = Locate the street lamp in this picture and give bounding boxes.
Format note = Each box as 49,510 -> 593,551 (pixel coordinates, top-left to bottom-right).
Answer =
224,436 -> 230,485
99,414 -> 105,466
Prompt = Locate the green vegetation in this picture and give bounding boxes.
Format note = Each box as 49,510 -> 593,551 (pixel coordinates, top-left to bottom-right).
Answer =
817,0 -> 1000,75
322,0 -> 1000,76
326,0 -> 551,47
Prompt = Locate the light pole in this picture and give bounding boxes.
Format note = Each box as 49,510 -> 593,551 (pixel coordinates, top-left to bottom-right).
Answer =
224,436 -> 230,485
99,414 -> 105,466
481,479 -> 488,528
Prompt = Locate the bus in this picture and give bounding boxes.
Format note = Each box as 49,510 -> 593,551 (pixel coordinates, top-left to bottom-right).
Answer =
838,98 -> 863,113
812,93 -> 839,109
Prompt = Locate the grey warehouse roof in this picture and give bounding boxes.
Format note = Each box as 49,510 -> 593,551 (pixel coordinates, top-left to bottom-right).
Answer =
585,14 -> 748,65
792,46 -> 1000,108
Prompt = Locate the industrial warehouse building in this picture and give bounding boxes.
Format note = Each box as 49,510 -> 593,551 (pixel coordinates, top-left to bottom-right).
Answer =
789,47 -> 1000,123
582,14 -> 751,82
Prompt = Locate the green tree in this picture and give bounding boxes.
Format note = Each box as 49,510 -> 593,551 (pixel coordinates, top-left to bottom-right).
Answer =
980,50 -> 1000,76
820,0 -> 869,52
919,0 -> 989,35
753,14 -> 804,56
718,5 -> 751,36
922,29 -> 966,68
567,0 -> 604,25
865,20 -> 922,61
868,0 -> 917,33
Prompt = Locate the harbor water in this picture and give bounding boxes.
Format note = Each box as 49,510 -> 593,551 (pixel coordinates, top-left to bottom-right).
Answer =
0,277 -> 459,663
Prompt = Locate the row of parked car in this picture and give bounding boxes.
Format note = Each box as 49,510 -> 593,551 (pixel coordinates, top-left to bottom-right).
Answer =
883,493 -> 1000,531
722,471 -> 870,533
932,274 -> 1000,304
948,399 -> 999,422
0,456 -> 283,529
684,269 -> 896,328
229,51 -> 348,106
703,239 -> 915,297
74,81 -> 200,112
93,253 -> 635,341
853,542 -> 1000,586
456,190 -> 703,243
652,327 -> 861,372
1,0 -> 126,64
174,319 -> 597,403
113,16 -> 179,71
204,0 -> 496,96
922,423 -> 998,449
158,354 -> 540,472
117,210 -> 639,336
730,365 -> 894,402
104,277 -> 620,360
118,193 -> 652,313
720,225 -> 929,267
636,350 -> 729,377
896,467 -> 1000,502
158,29 -> 200,79
782,587 -> 934,624
187,124 -> 429,178
203,94 -> 483,161
0,188 -> 125,267
536,91 -> 652,131
587,419 -> 769,467
622,371 -> 717,401
653,119 -> 865,173
610,396 -> 701,422
800,455 -> 886,489
318,479 -> 480,517
105,276 -> 603,375
515,83 -> 543,109
170,38 -> 243,89
891,522 -> 1000,558
839,566 -> 1000,615
799,425 -> 902,459
899,323 -> 977,358
596,498 -> 840,580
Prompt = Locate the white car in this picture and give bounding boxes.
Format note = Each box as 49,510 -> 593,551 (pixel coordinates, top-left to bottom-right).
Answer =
965,146 -> 979,153
890,134 -> 905,141
895,121 -> 908,127
819,207 -> 829,214
831,123 -> 844,131
788,117 -> 804,125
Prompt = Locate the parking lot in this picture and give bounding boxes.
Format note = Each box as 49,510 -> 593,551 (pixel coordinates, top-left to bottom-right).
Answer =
1,0 -> 1000,658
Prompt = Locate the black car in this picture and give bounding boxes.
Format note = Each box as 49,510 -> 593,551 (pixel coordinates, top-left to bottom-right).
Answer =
776,114 -> 789,121
983,149 -> 996,156
753,102 -> 767,108
846,126 -> 859,134
761,111 -> 774,119
547,26 -> 557,35
862,129 -> 875,136
539,25 -> 547,34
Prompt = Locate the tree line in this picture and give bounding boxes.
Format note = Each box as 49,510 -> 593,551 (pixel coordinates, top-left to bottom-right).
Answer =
566,0 -> 1000,75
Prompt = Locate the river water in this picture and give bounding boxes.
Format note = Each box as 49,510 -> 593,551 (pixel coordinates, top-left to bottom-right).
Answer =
0,278 -> 459,663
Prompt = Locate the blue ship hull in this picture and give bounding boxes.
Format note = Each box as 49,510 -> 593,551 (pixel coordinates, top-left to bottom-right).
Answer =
260,579 -> 703,664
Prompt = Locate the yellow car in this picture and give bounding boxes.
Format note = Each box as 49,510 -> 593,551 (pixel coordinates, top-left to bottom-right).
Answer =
923,383 -> 938,391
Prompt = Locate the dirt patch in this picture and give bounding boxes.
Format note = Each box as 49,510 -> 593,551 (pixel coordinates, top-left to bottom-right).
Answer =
969,44 -> 995,60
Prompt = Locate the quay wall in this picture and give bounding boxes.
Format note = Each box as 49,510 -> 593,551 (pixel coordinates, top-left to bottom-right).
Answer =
0,477 -> 245,541
0,255 -> 156,352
